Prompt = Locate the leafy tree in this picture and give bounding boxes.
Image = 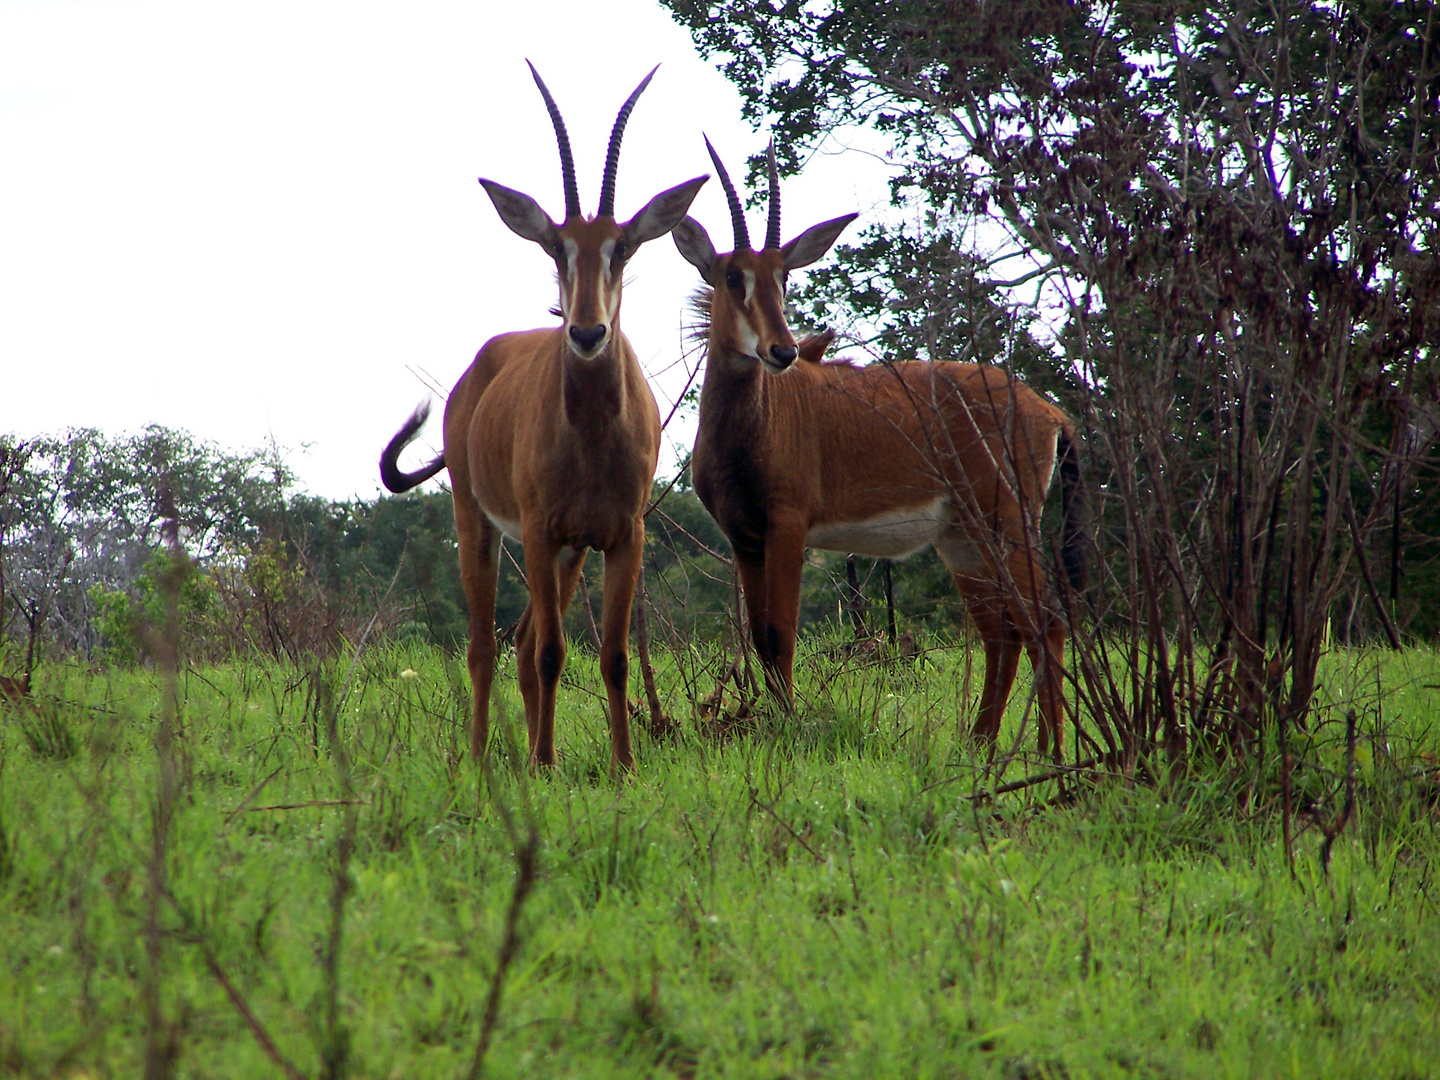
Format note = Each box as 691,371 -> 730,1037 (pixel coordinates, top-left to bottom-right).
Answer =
663,0 -> 1440,756
0,428 -> 291,656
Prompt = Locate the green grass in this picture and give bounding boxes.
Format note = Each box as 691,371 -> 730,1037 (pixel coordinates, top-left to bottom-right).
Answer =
2,638 -> 1439,1078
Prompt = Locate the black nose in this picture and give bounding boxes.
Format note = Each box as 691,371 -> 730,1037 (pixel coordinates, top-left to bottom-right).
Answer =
569,324 -> 606,352
769,344 -> 798,366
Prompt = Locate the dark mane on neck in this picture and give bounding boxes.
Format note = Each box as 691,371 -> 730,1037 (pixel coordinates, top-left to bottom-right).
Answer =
687,286 -> 713,343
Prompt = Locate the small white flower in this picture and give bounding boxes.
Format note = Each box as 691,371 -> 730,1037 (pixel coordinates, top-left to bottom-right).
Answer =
400,668 -> 419,680
999,879 -> 1015,897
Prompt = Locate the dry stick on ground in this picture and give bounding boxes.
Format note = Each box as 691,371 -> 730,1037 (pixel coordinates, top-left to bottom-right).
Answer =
220,766 -> 285,832
748,785 -> 822,863
320,559 -> 405,1080
465,702 -> 540,1080
958,758 -> 1103,802
919,757 -> 1101,798
1319,709 -> 1359,875
165,889 -> 307,1080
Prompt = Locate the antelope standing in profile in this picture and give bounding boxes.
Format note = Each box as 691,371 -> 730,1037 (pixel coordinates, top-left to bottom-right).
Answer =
380,65 -> 707,772
672,141 -> 1085,761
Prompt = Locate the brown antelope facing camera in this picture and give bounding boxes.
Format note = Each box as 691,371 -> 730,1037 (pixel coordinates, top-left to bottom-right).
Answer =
380,64 -> 707,772
672,140 -> 1085,761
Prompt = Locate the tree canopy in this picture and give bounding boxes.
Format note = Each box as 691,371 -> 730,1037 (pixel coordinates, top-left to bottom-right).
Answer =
663,0 -> 1440,752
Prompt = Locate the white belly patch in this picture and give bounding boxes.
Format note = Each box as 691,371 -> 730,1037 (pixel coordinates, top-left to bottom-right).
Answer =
485,512 -> 524,543
806,498 -> 948,558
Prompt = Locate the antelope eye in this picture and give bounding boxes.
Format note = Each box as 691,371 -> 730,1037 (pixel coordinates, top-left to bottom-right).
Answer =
725,270 -> 743,290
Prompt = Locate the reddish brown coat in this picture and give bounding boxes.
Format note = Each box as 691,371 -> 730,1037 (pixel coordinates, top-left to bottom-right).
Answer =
674,149 -> 1083,759
380,69 -> 705,772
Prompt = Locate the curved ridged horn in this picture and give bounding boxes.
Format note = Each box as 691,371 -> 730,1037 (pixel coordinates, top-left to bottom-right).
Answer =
597,65 -> 658,218
703,135 -> 751,251
526,60 -> 581,221
764,139 -> 782,250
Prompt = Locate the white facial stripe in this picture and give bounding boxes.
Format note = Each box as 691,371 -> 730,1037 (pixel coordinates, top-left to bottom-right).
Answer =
742,269 -> 756,307
735,309 -> 760,360
596,238 -> 618,332
559,238 -> 580,319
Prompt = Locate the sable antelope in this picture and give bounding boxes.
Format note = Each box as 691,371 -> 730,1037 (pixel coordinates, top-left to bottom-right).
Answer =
379,65 -> 707,772
672,141 -> 1085,761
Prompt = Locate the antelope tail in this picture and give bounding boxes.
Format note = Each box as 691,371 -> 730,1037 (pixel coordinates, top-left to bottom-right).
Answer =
380,401 -> 446,493
1057,426 -> 1088,591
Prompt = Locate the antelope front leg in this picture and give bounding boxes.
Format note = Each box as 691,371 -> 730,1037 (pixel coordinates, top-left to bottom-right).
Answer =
734,552 -> 779,691
1029,614 -> 1069,764
520,528 -> 565,768
956,580 -> 1023,746
599,519 -> 645,774
453,498 -> 500,763
513,605 -> 540,751
1013,551 -> 1068,764
516,547 -> 587,758
762,515 -> 809,709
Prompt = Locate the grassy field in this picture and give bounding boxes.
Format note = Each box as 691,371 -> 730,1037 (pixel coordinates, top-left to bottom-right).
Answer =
2,636 -> 1439,1079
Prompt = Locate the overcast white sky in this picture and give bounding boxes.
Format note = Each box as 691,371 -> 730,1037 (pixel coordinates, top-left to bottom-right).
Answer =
0,0 -> 897,498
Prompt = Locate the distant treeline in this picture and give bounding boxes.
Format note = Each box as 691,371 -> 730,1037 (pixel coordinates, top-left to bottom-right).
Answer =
0,427 -> 987,672
5,419 -> 1440,685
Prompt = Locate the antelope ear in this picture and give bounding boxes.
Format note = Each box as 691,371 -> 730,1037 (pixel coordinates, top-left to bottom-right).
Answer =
622,175 -> 709,250
672,215 -> 719,278
479,178 -> 561,252
781,213 -> 859,270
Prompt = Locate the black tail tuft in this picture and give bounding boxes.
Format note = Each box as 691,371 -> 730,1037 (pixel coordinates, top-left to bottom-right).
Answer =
1057,427 -> 1088,591
379,400 -> 446,493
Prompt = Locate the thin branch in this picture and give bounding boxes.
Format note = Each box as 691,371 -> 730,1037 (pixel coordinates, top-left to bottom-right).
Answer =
1319,710 -> 1358,875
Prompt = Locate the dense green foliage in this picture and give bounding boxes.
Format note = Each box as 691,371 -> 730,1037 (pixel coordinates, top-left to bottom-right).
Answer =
2,427 -> 1003,684
661,0 -> 1440,756
2,643 -> 1438,1077
6,6 -> 1440,1067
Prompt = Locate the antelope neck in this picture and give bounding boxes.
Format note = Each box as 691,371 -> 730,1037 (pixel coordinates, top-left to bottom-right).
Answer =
704,342 -> 772,429
561,340 -> 628,430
